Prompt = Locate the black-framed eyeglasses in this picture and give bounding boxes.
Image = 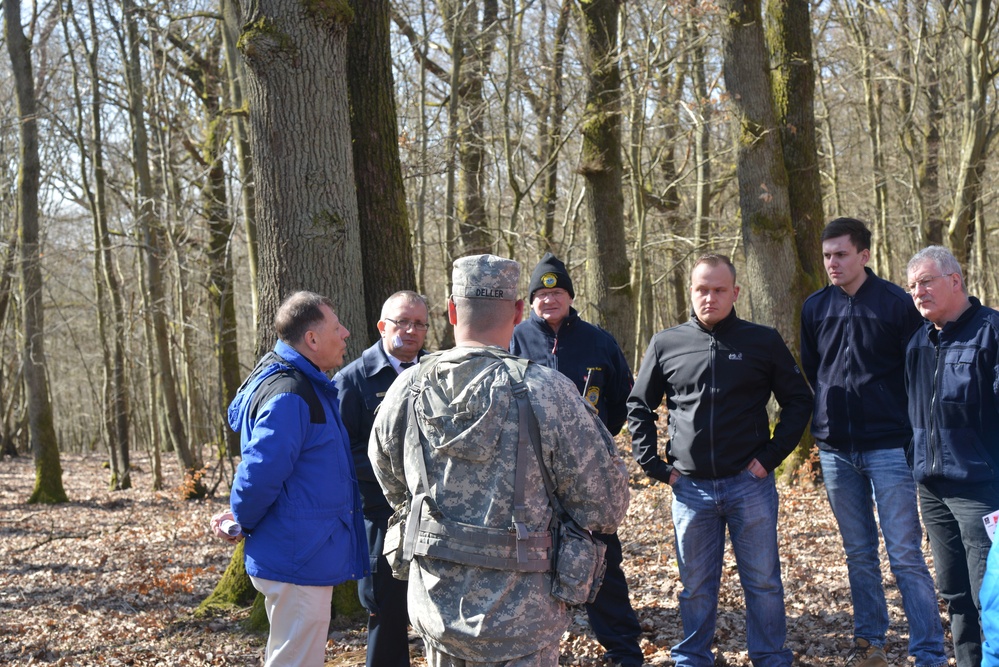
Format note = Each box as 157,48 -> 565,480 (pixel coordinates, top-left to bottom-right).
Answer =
385,318 -> 430,331
906,273 -> 954,294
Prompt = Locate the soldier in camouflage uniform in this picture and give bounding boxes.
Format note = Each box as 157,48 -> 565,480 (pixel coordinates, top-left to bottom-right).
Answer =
370,254 -> 631,667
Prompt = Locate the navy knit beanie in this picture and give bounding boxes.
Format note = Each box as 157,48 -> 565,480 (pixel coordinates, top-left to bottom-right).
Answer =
528,252 -> 575,302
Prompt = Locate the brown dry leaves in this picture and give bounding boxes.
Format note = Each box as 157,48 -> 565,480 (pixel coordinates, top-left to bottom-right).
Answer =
0,443 -> 947,666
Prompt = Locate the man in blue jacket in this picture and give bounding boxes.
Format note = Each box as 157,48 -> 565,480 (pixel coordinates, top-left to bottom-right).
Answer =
800,218 -> 945,667
334,290 -> 430,667
211,291 -> 369,667
510,252 -> 643,667
628,254 -> 812,667
905,245 -> 999,667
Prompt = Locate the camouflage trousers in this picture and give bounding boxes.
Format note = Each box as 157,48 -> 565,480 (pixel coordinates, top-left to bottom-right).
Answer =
424,642 -> 559,667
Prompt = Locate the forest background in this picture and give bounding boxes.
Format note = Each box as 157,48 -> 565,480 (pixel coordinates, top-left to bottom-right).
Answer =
2,0 -> 996,662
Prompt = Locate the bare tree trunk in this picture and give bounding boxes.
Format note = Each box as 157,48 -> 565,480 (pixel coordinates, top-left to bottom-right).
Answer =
5,0 -> 68,504
348,0 -> 417,341
439,0 -> 499,256
767,0 -> 825,294
720,0 -> 801,342
539,0 -> 571,252
221,0 -> 259,329
117,0 -> 199,495
947,0 -> 993,267
578,0 -> 635,362
228,0 -> 365,353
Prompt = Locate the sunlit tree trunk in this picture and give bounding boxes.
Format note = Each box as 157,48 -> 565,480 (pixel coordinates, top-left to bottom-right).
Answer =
578,0 -> 635,362
227,0 -> 365,351
5,0 -> 68,504
63,0 -> 132,489
220,0 -> 258,330
439,0 -> 499,255
720,0 -> 801,343
118,0 -> 200,495
947,0 -> 993,272
767,0 -> 824,293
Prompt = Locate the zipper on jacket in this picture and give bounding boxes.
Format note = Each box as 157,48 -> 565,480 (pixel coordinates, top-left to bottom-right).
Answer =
709,333 -> 718,478
845,296 -> 855,448
929,342 -> 942,476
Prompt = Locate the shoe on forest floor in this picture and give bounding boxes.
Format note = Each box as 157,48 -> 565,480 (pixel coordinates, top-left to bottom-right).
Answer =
845,638 -> 888,667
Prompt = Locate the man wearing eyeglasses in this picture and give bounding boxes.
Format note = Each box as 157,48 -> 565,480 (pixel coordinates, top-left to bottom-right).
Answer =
800,218 -> 944,667
334,290 -> 431,667
904,245 -> 999,667
510,252 -> 643,667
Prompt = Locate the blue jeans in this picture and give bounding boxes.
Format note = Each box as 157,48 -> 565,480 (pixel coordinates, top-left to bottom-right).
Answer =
820,448 -> 946,667
671,470 -> 793,667
918,479 -> 999,667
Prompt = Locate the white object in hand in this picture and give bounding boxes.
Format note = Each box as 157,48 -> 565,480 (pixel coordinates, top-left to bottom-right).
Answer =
220,519 -> 242,537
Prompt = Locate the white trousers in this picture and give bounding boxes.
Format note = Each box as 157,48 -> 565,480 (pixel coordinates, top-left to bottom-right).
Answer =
250,576 -> 333,667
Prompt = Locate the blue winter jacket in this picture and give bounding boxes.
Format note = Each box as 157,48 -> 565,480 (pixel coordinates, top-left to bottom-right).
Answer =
800,268 -> 922,451
982,541 -> 999,667
228,339 -> 369,586
905,297 -> 999,484
511,308 -> 632,434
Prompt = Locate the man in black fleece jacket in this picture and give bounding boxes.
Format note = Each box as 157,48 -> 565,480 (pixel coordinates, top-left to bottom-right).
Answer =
627,254 -> 811,667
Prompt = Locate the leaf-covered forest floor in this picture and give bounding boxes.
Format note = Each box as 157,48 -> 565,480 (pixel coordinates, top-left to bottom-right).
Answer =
0,443 -> 953,666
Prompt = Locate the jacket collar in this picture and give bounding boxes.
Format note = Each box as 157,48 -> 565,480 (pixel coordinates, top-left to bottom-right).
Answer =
929,295 -> 982,341
690,306 -> 739,334
274,339 -> 334,389
529,306 -> 580,336
361,340 -> 426,377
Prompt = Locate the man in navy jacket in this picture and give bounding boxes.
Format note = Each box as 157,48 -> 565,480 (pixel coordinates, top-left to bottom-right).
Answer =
800,218 -> 944,667
334,290 -> 430,667
510,253 -> 642,667
211,291 -> 369,667
905,245 -> 999,667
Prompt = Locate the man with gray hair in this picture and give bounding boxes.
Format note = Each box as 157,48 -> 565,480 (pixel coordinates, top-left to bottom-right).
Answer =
905,245 -> 999,667
370,254 -> 631,666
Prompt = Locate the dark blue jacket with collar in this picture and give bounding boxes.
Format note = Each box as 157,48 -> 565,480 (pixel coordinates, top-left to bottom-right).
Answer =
905,296 -> 999,484
334,342 -> 424,519
800,267 -> 922,451
510,308 -> 633,434
228,339 -> 368,586
628,309 -> 813,481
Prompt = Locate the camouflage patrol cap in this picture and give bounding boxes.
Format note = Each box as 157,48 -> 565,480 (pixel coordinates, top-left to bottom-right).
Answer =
452,254 -> 521,301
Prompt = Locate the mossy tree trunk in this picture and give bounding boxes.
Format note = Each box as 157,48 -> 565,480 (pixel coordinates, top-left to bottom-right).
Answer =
228,0 -> 366,356
347,0 -> 417,344
578,0 -> 636,363
723,0 -> 811,478
720,0 -> 801,342
5,0 -> 68,504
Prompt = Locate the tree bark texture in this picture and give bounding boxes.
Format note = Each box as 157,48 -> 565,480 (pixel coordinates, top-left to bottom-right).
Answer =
348,0 -> 417,343
222,0 -> 260,327
721,0 -> 801,344
947,0 -> 993,266
766,0 -> 825,296
229,0 -> 365,358
578,0 -> 636,362
441,0 -> 499,256
5,0 -> 68,504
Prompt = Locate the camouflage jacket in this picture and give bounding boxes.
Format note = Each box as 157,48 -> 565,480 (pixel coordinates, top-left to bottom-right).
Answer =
370,346 -> 630,661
